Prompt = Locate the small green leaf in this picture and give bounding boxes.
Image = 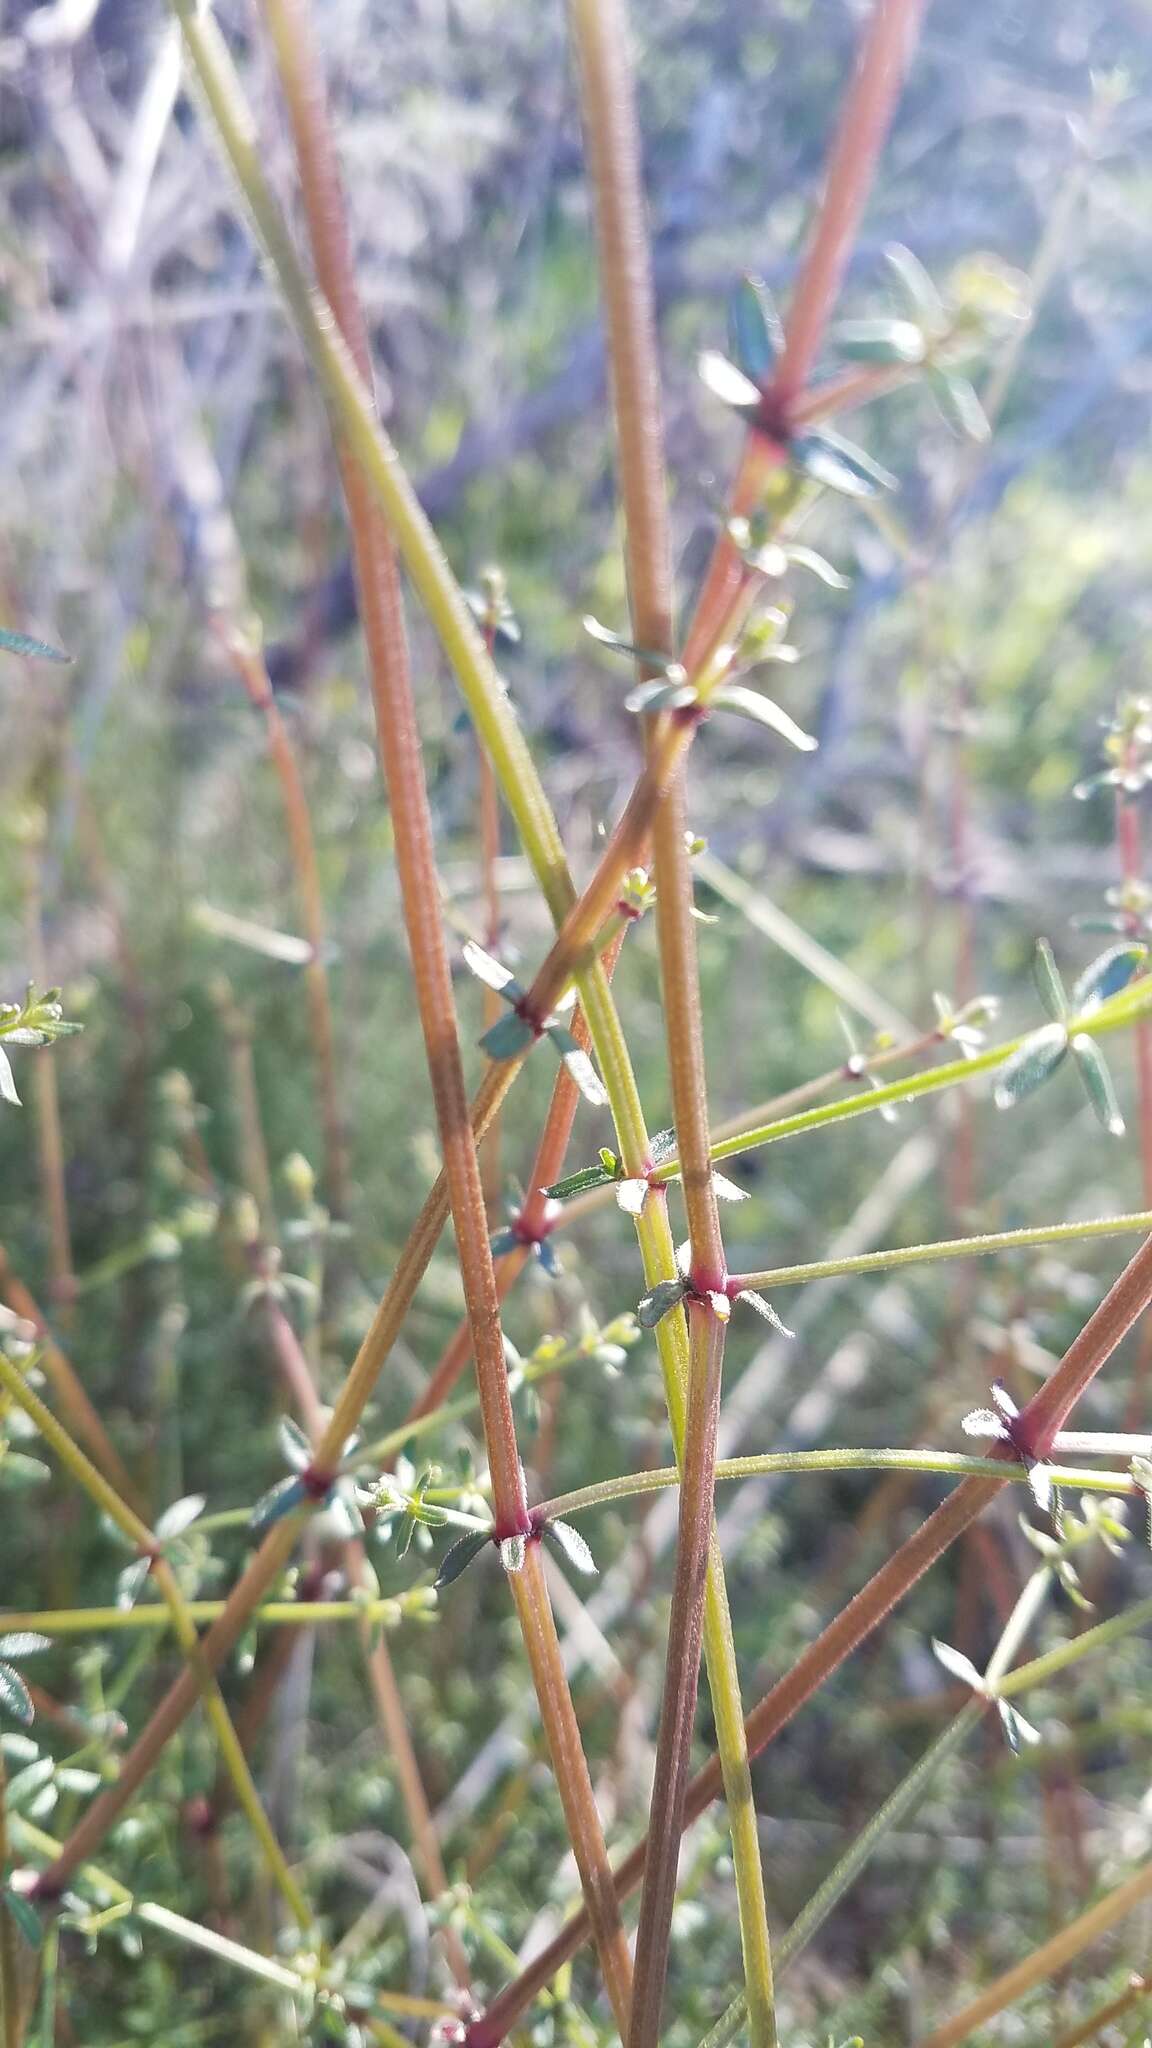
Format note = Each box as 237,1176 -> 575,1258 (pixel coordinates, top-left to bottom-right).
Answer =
435,1527 -> 492,1588
2,1887 -> 43,1948
834,316 -> 925,365
637,1278 -> 688,1329
783,545 -> 851,590
0,1664 -> 34,1725
0,627 -> 70,664
0,1636 -> 50,1662
697,350 -> 763,420
462,941 -> 521,1000
727,275 -> 783,383
0,1048 -> 20,1109
710,686 -> 817,752
1070,1034 -> 1125,1136
1072,942 -> 1148,1014
884,244 -> 946,331
791,431 -> 897,498
992,1023 -> 1069,1110
541,1519 -> 597,1577
543,1163 -> 615,1201
583,616 -> 683,673
546,1026 -> 608,1107
278,1416 -> 313,1475
115,1557 -> 153,1613
925,366 -> 990,443
1033,939 -> 1068,1022
479,1011 -> 537,1062
154,1493 -> 205,1542
624,678 -> 697,715
250,1473 -> 309,1533
488,1226 -> 520,1258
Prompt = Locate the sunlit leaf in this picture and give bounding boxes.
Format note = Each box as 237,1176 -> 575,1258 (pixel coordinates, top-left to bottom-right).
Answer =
546,1026 -> 608,1107
710,685 -> 817,752
884,244 -> 946,330
250,1473 -> 309,1533
835,316 -> 925,365
541,1518 -> 597,1577
997,1699 -> 1042,1753
154,1493 -> 206,1543
0,1048 -> 20,1109
1070,1034 -> 1125,1137
0,1664 -> 34,1725
278,1416 -> 313,1474
1072,942 -> 1147,1014
624,678 -> 698,715
637,1278 -> 688,1328
462,940 -> 520,998
738,1290 -> 793,1337
0,1636 -> 50,1661
192,902 -> 313,964
992,1023 -> 1068,1110
1032,939 -> 1068,1022
792,430 -> 897,498
925,366 -> 990,442
727,275 -> 783,382
698,350 -> 763,419
615,1178 -> 649,1216
115,1557 -> 153,1613
0,626 -> 70,664
931,1638 -> 984,1692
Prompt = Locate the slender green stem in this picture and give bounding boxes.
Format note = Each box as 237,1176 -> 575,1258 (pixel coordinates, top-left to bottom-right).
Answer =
645,977 -> 1152,1181
731,1209 -> 1152,1293
697,1568 -> 1054,2048
0,1595 -> 434,1636
538,1450 -> 1136,1525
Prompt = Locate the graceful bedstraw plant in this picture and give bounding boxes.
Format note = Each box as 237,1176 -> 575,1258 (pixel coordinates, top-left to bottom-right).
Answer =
7,0 -> 1152,2043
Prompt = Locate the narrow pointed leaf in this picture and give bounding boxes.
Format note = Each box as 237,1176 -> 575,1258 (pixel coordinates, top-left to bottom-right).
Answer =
1032,939 -> 1068,1022
250,1473 -> 309,1533
930,1638 -> 985,1692
0,1636 -> 50,1661
835,316 -> 925,365
615,1178 -> 649,1216
0,1048 -> 20,1108
0,1664 -> 34,1724
997,1700 -> 1042,1753
961,1409 -> 1008,1440
1072,942 -> 1148,1014
546,1026 -> 608,1107
711,1171 -> 747,1203
710,686 -> 817,752
479,1011 -> 537,1062
727,275 -> 783,382
462,940 -> 520,998
738,1290 -> 793,1338
792,431 -> 897,498
278,1416 -> 313,1474
698,349 -> 763,419
115,1557 -> 153,1613
536,1237 -> 562,1278
543,1163 -> 615,1201
582,616 -> 679,670
885,244 -> 945,329
0,626 -> 70,663
2,1887 -> 43,1948
637,1278 -> 688,1329
155,1493 -> 206,1543
1027,1462 -> 1055,1514
925,366 -> 990,443
435,1527 -> 492,1589
488,1226 -> 520,1258
624,678 -> 697,715
992,1022 -> 1068,1109
783,545 -> 851,590
541,1518 -> 597,1577
1070,1034 -> 1125,1136
499,1533 -> 526,1574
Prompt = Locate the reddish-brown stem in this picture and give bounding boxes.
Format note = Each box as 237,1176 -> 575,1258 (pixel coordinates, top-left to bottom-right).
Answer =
226,630 -> 351,1218
467,1228 -> 1152,2045
1117,789 -> 1152,1428
260,0 -> 630,2017
1050,1971 -> 1151,2048
772,0 -> 926,409
401,936 -> 623,1432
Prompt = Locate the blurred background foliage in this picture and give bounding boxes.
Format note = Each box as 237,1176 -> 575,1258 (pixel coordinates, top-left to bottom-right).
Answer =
5,0 -> 1152,2041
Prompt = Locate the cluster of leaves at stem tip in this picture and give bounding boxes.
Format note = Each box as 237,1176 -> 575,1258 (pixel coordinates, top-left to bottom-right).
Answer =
0,987 -> 82,1109
993,937 -> 1144,1132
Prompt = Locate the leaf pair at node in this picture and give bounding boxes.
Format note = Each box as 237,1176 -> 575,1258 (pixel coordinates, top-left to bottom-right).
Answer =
464,942 -> 608,1108
250,1416 -> 362,1535
993,938 -> 1145,1133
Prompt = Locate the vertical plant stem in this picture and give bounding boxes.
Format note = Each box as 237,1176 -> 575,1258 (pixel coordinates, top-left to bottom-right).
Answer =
568,0 -> 773,2034
255,0 -> 632,2020
213,982 -> 277,1239
0,1747 -> 23,2048
21,833 -> 75,1322
225,629 -> 351,1218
